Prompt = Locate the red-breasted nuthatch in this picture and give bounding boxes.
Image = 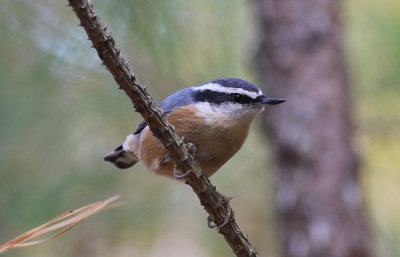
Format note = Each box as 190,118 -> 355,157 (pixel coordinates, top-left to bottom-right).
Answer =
104,78 -> 285,178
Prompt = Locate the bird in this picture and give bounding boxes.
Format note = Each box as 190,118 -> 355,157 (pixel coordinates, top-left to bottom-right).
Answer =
104,78 -> 285,178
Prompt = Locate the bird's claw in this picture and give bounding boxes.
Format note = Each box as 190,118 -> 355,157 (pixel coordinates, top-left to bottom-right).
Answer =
207,195 -> 233,229
173,164 -> 192,179
187,142 -> 196,157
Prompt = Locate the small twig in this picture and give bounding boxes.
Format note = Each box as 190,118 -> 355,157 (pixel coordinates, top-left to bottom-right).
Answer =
67,1 -> 259,256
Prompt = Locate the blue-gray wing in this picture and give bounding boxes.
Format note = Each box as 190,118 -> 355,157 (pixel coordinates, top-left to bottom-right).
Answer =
133,119 -> 148,135
133,88 -> 194,135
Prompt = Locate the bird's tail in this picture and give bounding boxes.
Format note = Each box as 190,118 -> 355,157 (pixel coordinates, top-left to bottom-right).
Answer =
104,145 -> 138,169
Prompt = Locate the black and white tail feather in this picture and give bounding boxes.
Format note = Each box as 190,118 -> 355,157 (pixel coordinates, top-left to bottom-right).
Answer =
104,145 -> 138,169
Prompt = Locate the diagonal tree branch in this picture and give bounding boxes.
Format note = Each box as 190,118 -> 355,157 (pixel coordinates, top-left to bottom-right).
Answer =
67,1 -> 259,256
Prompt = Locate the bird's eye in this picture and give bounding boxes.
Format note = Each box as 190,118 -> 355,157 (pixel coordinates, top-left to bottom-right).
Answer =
233,94 -> 242,103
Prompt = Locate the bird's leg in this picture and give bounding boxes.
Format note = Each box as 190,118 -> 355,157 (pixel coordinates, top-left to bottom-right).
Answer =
215,190 -> 231,202
173,164 -> 192,179
207,195 -> 233,229
159,155 -> 171,167
186,142 -> 196,157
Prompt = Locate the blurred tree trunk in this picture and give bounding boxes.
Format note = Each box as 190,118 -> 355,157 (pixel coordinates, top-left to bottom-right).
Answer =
254,1 -> 371,257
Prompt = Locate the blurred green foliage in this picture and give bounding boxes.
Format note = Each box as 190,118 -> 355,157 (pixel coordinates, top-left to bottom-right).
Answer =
0,0 -> 399,256
345,0 -> 400,256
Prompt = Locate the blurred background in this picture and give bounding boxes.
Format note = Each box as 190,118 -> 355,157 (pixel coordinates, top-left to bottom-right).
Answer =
0,0 -> 399,256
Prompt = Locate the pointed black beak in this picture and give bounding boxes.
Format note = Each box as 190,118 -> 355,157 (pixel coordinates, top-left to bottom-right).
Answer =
260,97 -> 286,105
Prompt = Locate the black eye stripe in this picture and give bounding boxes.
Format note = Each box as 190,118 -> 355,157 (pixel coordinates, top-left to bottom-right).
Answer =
233,94 -> 242,102
231,93 -> 253,104
194,90 -> 259,104
255,95 -> 265,102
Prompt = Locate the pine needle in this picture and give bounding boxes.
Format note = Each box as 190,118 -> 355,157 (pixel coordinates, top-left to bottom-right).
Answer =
0,195 -> 124,254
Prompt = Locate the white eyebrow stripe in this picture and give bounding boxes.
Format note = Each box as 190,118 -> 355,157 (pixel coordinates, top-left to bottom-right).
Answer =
193,83 -> 262,99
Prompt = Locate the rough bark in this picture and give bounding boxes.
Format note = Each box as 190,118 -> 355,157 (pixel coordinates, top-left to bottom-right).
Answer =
254,1 -> 371,257
67,0 -> 259,256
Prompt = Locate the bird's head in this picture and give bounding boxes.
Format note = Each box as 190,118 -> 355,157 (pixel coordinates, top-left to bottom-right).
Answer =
190,78 -> 285,121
